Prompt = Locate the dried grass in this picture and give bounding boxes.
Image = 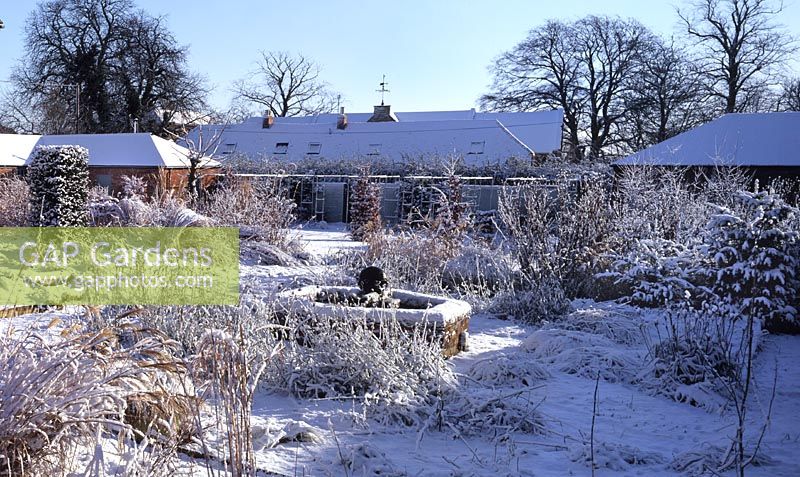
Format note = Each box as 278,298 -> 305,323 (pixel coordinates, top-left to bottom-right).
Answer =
0,327 -> 181,476
0,176 -> 29,226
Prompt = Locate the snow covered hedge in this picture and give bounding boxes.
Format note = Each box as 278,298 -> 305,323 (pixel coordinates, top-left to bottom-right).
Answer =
27,145 -> 89,226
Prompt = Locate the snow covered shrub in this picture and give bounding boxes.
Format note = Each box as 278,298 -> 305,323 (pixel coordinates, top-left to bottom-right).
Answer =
428,172 -> 471,256
119,190 -> 207,227
347,229 -> 452,293
121,175 -> 147,199
264,310 -> 456,426
701,190 -> 799,331
640,304 -> 740,410
340,226 -> 515,306
201,175 -> 296,247
0,176 -> 29,226
441,243 -> 517,296
495,185 -> 571,320
0,328 -> 177,475
113,303 -> 279,358
498,182 -> 559,279
614,166 -> 712,244
142,193 -> 188,226
27,145 -> 89,226
556,178 -> 617,297
467,353 -> 550,387
488,275 -> 571,322
498,177 -> 614,304
520,328 -> 640,383
349,171 -> 382,241
88,186 -> 125,226
601,238 -> 702,307
557,304 -> 643,346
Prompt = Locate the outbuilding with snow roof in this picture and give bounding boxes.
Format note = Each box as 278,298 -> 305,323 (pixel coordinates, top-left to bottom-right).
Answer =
0,133 -> 220,194
613,113 -> 800,186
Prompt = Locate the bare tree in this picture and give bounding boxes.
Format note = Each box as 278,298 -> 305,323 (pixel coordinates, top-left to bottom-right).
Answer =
232,51 -> 339,117
480,20 -> 584,160
482,16 -> 653,160
678,0 -> 797,114
621,39 -> 707,151
0,83 -> 75,134
777,77 -> 800,111
573,16 -> 651,159
4,0 -> 208,135
112,10 -> 209,137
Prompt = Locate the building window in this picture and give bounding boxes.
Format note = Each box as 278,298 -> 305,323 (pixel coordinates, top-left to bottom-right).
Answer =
367,143 -> 381,156
96,174 -> 113,190
274,142 -> 289,154
468,141 -> 485,154
307,142 -> 322,155
221,143 -> 237,155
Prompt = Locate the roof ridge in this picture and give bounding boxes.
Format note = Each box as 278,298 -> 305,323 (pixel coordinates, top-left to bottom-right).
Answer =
493,119 -> 535,156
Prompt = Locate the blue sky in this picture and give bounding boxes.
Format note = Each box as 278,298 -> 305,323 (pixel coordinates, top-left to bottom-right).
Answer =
1,0 -> 798,114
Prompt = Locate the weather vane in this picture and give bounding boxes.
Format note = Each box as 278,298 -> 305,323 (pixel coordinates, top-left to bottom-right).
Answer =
376,75 -> 390,106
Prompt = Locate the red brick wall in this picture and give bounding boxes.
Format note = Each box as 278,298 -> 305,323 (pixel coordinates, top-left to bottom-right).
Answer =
0,167 -> 20,177
1,166 -> 221,197
88,167 -> 221,196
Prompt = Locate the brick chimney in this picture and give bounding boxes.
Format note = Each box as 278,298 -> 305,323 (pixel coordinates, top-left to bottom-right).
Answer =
337,106 -> 348,129
262,111 -> 274,128
367,104 -> 397,122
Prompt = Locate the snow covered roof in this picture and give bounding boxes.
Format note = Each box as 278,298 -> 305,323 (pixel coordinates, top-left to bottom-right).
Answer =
0,133 -> 219,168
185,108 -> 563,165
0,134 -> 40,167
615,113 -> 800,167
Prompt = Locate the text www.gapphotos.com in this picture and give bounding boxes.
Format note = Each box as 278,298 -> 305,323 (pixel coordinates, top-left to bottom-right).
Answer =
21,274 -> 214,291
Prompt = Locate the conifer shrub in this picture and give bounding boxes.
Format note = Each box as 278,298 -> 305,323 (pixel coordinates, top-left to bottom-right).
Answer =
702,190 -> 799,332
349,171 -> 382,241
27,145 -> 89,226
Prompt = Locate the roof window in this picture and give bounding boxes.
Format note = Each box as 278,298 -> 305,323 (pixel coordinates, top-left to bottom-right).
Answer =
468,141 -> 485,154
221,143 -> 237,155
274,142 -> 289,154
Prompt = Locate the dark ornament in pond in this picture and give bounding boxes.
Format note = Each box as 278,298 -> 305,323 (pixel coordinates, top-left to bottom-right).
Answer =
357,266 -> 397,308
358,266 -> 388,295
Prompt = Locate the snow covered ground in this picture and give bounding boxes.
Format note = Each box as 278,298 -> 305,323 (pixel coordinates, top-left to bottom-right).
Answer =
237,226 -> 800,476
241,306 -> 800,476
2,225 -> 799,476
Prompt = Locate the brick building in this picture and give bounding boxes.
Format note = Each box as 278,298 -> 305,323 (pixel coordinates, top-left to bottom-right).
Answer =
0,133 -> 220,194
